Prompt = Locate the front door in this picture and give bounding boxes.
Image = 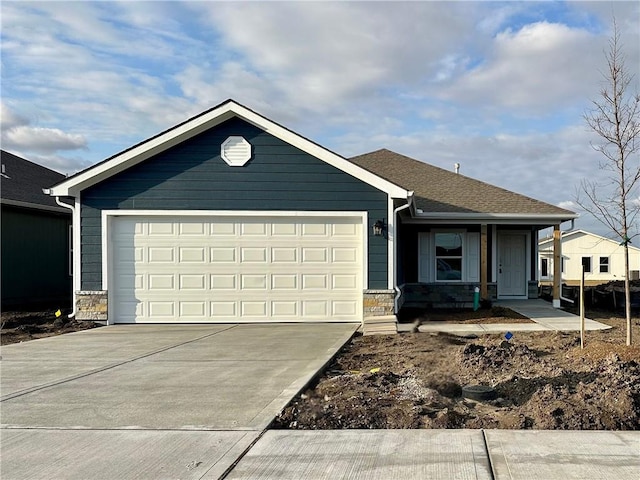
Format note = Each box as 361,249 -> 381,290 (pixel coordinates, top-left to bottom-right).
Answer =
498,233 -> 527,297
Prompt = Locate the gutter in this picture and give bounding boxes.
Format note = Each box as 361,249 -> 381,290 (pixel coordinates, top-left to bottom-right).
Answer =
393,192 -> 414,314
44,189 -> 78,319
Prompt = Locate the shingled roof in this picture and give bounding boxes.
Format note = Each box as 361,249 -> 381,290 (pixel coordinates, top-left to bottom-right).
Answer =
1,150 -> 68,212
350,149 -> 575,216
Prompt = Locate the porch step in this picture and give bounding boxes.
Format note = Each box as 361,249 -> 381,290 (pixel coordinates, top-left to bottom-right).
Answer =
363,315 -> 398,336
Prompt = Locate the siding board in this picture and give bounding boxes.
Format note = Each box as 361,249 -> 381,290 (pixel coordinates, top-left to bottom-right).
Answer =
81,117 -> 389,290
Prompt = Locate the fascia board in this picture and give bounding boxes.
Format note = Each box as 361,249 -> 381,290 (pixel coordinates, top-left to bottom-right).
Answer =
0,198 -> 70,214
49,101 -> 409,199
406,212 -> 578,225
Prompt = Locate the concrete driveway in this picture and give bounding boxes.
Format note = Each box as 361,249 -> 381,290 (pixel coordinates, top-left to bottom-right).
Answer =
0,323 -> 357,480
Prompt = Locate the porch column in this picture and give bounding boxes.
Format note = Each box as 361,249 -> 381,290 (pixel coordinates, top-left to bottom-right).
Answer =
480,224 -> 488,299
552,224 -> 562,308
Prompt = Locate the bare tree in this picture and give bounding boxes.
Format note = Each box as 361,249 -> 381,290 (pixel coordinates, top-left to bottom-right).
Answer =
577,20 -> 640,346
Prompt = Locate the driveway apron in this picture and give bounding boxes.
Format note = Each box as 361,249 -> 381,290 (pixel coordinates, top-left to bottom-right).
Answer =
0,323 -> 357,480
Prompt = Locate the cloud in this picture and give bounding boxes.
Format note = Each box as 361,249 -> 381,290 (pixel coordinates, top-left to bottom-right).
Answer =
443,22 -> 600,111
558,200 -> 579,211
4,126 -> 87,153
0,0 -> 637,189
188,2 -> 481,112
1,102 -> 87,154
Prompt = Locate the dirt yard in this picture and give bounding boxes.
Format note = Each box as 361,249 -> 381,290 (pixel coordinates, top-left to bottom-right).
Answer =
274,309 -> 640,431
1,310 -> 102,345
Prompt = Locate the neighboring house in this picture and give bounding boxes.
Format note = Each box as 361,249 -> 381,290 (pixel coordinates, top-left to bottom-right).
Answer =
1,150 -> 72,309
539,229 -> 640,287
48,100 -> 576,324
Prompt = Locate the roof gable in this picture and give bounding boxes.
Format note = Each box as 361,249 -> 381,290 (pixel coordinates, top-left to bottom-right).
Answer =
539,229 -> 640,252
50,100 -> 409,199
350,149 -> 576,219
1,150 -> 68,212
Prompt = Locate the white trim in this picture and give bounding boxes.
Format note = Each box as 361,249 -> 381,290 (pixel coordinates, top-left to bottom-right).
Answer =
73,198 -> 81,295
362,211 -> 369,290
387,197 -> 394,289
101,209 -> 369,324
407,212 -> 576,225
101,209 -> 367,218
491,225 -> 497,283
50,101 -> 409,199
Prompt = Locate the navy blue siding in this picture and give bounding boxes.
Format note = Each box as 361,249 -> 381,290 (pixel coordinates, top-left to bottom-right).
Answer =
81,117 -> 388,290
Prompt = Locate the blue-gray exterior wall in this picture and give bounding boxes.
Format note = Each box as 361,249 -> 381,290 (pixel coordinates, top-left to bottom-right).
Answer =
80,117 -> 388,290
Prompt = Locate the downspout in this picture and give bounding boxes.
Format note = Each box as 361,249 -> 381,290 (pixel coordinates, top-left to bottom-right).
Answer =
393,192 -> 414,314
47,191 -> 78,319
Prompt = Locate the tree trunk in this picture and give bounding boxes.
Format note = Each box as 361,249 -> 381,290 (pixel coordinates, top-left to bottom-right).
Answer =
624,243 -> 632,346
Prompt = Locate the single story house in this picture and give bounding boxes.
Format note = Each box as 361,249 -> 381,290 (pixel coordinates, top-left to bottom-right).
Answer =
539,229 -> 640,287
1,150 -> 72,309
48,100 -> 576,324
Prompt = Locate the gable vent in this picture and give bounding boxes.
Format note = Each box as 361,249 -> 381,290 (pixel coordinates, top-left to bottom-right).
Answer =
221,136 -> 252,167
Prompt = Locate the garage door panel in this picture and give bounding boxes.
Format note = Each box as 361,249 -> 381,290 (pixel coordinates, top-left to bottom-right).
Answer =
179,274 -> 206,290
211,275 -> 236,289
272,274 -> 297,290
179,301 -> 206,317
272,248 -> 297,263
211,247 -> 236,262
302,248 -> 328,263
333,301 -> 358,316
211,302 -> 236,317
272,301 -> 298,317
240,247 -> 267,263
148,247 -> 174,263
180,247 -> 206,263
111,215 -> 363,323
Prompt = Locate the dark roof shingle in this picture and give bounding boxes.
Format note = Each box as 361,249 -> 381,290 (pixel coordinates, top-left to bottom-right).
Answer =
1,150 -> 66,209
350,149 -> 574,216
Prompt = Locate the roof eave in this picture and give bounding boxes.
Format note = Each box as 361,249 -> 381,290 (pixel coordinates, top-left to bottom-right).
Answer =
49,101 -> 410,200
406,211 -> 578,225
1,198 -> 71,214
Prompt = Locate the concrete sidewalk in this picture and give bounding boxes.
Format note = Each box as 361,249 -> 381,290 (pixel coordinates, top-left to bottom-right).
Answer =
225,429 -> 640,480
398,299 -> 611,334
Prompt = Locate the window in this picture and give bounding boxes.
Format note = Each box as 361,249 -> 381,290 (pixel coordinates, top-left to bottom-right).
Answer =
599,256 -> 609,273
561,257 -> 565,273
581,256 -> 592,273
435,233 -> 463,281
541,258 -> 549,277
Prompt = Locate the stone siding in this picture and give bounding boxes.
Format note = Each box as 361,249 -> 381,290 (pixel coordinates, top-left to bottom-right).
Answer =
76,290 -> 108,321
400,283 -> 497,309
363,289 -> 396,317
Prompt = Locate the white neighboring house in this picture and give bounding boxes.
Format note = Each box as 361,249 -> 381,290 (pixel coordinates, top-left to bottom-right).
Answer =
539,229 -> 640,286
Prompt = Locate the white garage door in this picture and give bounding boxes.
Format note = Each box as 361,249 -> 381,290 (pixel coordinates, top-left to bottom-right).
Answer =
110,214 -> 364,323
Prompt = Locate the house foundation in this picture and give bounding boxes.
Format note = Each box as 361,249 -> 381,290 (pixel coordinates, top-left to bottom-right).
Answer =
76,290 -> 108,321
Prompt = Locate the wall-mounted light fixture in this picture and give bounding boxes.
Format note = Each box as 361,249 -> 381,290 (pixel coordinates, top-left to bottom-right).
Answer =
372,219 -> 386,237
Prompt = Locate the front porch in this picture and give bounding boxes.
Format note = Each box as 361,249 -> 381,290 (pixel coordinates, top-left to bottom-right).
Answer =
395,219 -> 566,312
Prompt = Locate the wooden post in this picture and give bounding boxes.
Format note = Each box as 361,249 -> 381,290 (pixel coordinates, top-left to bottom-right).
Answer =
481,224 -> 488,299
552,224 -> 562,308
580,265 -> 585,349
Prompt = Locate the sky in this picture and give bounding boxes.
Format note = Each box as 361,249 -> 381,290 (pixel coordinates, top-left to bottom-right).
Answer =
1,1 -> 639,238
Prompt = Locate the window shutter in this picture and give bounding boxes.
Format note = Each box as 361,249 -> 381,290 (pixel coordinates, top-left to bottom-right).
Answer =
466,232 -> 480,282
418,232 -> 433,282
